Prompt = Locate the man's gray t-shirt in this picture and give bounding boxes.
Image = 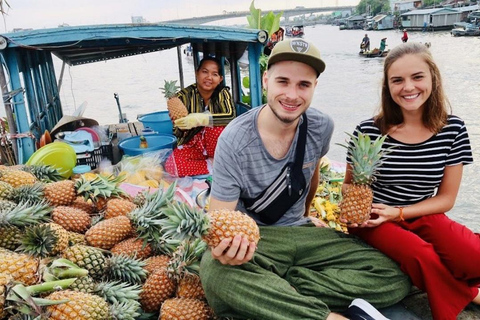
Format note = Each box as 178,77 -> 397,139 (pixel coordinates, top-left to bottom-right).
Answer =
211,106 -> 334,226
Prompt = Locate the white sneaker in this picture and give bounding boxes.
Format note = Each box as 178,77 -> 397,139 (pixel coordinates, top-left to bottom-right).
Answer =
343,298 -> 390,320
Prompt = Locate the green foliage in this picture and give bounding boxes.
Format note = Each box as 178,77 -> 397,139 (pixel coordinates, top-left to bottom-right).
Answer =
356,0 -> 391,15
246,0 -> 283,37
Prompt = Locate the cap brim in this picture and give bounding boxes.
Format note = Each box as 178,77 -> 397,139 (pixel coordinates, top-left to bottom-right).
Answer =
50,115 -> 99,137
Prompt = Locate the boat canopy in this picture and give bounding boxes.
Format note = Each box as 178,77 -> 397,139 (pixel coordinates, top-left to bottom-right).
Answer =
0,23 -> 268,163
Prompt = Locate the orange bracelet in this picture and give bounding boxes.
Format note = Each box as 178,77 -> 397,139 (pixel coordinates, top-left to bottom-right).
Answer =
396,207 -> 405,221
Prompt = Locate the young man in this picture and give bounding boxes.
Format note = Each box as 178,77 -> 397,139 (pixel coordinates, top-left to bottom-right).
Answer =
200,38 -> 411,320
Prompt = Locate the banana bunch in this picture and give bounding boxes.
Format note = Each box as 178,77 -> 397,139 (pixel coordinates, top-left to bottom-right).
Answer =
312,197 -> 347,233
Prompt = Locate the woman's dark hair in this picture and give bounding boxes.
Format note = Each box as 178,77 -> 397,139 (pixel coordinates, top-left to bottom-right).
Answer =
197,56 -> 226,107
375,42 -> 450,134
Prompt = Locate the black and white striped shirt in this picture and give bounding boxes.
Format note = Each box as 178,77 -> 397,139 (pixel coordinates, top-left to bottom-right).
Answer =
347,116 -> 473,206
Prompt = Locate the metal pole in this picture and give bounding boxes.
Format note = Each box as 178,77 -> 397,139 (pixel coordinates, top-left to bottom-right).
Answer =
177,46 -> 184,89
0,62 -> 19,164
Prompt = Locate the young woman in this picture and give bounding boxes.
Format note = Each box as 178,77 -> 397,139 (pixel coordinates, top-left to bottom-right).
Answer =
343,42 -> 480,320
164,56 -> 235,177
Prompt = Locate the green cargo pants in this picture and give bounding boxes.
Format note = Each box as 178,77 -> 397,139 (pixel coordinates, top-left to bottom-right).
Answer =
200,225 -> 411,320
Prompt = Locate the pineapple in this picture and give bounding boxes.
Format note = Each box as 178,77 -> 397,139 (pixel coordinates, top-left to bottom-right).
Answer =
0,272 -> 13,319
338,133 -> 389,224
140,267 -> 176,313
144,255 -> 170,274
85,215 -> 133,249
0,181 -> 13,200
62,244 -> 106,280
92,280 -> 142,305
160,297 -> 213,320
67,231 -> 87,246
75,174 -> 127,204
52,206 -> 91,233
111,237 -> 153,260
104,198 -> 136,219
19,222 -> 69,257
0,248 -> 40,285
46,290 -> 110,320
160,202 -> 261,247
0,169 -> 36,188
167,238 -> 207,300
162,80 -> 188,121
44,180 -> 77,206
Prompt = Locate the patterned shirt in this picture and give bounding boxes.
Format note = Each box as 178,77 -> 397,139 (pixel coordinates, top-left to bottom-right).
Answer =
174,83 -> 235,145
347,116 -> 473,206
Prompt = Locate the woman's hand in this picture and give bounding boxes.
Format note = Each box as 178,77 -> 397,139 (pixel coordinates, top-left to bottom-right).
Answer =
210,235 -> 257,265
341,203 -> 401,228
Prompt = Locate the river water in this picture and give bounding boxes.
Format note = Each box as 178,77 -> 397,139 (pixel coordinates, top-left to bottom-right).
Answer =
56,24 -> 480,232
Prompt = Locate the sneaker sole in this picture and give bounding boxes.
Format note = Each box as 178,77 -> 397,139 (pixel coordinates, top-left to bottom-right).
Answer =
349,299 -> 390,320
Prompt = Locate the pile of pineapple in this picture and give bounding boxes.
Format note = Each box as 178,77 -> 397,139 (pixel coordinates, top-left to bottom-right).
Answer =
309,158 -> 348,233
0,164 -> 259,320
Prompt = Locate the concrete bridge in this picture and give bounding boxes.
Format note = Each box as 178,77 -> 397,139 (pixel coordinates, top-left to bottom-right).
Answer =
163,6 -> 354,25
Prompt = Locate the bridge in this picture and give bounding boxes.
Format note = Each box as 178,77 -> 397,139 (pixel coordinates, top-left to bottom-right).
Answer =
162,6 -> 355,25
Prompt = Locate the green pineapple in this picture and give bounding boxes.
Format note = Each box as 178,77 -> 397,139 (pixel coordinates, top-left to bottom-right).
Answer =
62,244 -> 107,280
18,222 -> 69,258
0,181 -> 13,200
338,132 -> 390,224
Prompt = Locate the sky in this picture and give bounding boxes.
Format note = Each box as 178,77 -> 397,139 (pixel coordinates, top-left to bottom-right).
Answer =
1,0 -> 359,32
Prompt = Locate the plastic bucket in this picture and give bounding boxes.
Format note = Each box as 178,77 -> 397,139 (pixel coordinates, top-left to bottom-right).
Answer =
137,111 -> 173,135
118,134 -> 177,156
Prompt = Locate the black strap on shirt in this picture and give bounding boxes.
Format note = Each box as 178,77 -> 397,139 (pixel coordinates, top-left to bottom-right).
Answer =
242,114 -> 307,225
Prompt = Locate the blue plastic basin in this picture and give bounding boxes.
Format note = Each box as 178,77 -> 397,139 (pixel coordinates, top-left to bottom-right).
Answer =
118,134 -> 177,156
137,111 -> 173,134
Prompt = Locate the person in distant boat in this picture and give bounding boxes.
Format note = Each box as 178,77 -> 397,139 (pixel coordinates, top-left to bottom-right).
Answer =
401,29 -> 409,42
379,37 -> 387,53
200,38 -> 410,320
264,27 -> 285,56
360,34 -> 370,52
343,42 -> 480,320
164,56 -> 235,177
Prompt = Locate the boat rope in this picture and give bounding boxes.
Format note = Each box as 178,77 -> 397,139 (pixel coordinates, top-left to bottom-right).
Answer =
8,132 -> 36,140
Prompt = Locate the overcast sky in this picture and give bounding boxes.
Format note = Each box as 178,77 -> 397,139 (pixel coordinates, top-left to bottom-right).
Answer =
1,0 -> 358,31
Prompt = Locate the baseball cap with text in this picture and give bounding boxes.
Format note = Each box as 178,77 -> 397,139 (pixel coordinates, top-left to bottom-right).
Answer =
267,39 -> 326,77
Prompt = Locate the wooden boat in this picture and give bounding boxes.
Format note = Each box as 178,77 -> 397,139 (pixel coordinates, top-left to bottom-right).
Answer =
285,25 -> 305,38
359,49 -> 389,58
0,23 -> 268,165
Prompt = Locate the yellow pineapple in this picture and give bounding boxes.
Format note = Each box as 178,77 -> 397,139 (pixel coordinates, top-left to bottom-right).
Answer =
144,255 -> 170,274
177,273 -> 205,300
140,267 -> 176,312
0,248 -> 40,285
0,181 -> 13,200
43,180 -> 76,206
104,198 -> 136,219
0,169 -> 36,188
110,237 -> 153,259
0,272 -> 13,319
52,206 -> 91,233
160,203 -> 261,247
85,215 -> 133,249
339,133 -> 389,224
160,297 -> 213,320
162,80 -> 188,121
46,290 -> 110,320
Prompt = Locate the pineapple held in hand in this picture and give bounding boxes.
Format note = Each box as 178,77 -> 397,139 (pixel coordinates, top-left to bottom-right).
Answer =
162,80 -> 188,121
339,132 -> 389,224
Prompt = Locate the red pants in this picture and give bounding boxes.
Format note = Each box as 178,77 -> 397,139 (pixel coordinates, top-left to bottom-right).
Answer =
164,126 -> 224,177
349,214 -> 480,320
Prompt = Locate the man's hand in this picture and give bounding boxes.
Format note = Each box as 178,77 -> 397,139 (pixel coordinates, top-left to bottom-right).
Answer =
174,113 -> 212,130
211,235 -> 257,265
310,216 -> 328,228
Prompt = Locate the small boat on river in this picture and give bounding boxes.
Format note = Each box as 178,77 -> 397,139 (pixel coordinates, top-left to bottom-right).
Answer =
359,49 -> 389,58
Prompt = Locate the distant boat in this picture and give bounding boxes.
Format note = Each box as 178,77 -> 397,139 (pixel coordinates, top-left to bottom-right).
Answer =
285,25 -> 304,38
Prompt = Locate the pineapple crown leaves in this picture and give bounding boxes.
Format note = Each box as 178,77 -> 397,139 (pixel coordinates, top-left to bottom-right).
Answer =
21,165 -> 63,183
42,258 -> 88,282
17,223 -> 61,258
94,281 -> 142,305
109,300 -> 142,320
0,200 -> 52,227
151,237 -> 183,256
75,174 -> 127,202
159,202 -> 210,242
104,254 -> 147,285
9,183 -> 45,205
337,132 -> 391,185
160,80 -> 180,99
167,238 -> 207,279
